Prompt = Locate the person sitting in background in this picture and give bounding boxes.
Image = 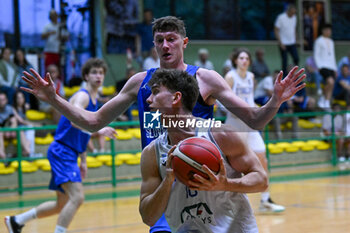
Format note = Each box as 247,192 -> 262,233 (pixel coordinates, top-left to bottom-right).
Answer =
251,48 -> 270,82
222,50 -> 234,76
39,64 -> 63,124
194,48 -> 214,70
333,64 -> 350,105
292,82 -> 316,112
142,47 -> 160,71
13,48 -> 36,107
0,47 -> 20,104
305,56 -> 323,96
12,91 -> 38,158
322,104 -> 345,162
254,70 -> 279,106
0,91 -> 30,159
338,51 -> 350,75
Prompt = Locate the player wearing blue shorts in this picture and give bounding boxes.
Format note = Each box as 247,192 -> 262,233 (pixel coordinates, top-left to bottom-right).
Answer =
20,16 -> 306,233
5,58 -> 116,233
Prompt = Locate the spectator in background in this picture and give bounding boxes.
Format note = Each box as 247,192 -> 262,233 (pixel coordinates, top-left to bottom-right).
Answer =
338,51 -> 350,74
13,48 -> 36,107
322,104 -> 345,161
142,47 -> 160,71
136,9 -> 154,59
305,56 -> 323,96
222,50 -> 234,76
0,47 -> 20,104
0,91 -> 30,159
39,64 -> 63,124
314,23 -> 337,110
12,91 -> 37,158
274,3 -> 299,75
105,0 -> 139,54
115,67 -> 136,121
254,70 -> 279,106
41,9 -> 69,72
333,64 -> 350,105
194,48 -> 214,70
251,48 -> 270,82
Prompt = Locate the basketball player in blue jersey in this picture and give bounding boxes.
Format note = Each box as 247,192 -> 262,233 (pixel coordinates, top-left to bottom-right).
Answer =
5,58 -> 116,233
20,16 -> 305,233
140,69 -> 267,233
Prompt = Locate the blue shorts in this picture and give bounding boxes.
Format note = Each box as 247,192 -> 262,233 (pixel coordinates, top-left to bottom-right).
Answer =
48,141 -> 81,193
150,214 -> 171,233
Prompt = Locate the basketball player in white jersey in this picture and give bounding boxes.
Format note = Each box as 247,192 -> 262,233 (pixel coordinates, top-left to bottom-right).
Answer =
224,48 -> 285,213
139,69 -> 268,233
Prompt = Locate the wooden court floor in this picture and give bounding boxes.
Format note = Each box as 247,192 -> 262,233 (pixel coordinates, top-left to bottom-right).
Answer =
1,175 -> 350,233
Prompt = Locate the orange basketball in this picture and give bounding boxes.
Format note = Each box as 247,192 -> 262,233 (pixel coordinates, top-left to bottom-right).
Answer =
172,137 -> 221,186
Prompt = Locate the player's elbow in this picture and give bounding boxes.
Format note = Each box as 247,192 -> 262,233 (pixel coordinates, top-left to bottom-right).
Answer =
258,170 -> 269,192
139,208 -> 157,227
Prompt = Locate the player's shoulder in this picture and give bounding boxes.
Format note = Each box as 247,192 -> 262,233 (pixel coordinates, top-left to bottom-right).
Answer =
196,67 -> 222,82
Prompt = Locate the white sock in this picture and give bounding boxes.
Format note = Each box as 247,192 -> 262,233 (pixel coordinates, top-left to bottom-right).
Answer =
54,225 -> 67,233
261,192 -> 270,202
15,208 -> 37,225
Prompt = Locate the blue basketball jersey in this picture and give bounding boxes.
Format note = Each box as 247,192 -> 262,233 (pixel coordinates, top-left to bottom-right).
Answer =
137,65 -> 214,149
54,89 -> 98,153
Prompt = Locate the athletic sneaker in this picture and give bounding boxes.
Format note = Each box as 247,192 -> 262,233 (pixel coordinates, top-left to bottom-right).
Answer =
4,216 -> 24,233
259,198 -> 285,213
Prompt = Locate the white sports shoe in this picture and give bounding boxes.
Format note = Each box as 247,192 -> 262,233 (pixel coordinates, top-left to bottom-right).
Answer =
259,198 -> 285,213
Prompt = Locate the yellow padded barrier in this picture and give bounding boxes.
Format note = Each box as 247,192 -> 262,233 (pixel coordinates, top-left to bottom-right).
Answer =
0,167 -> 15,175
115,129 -> 133,140
125,156 -> 141,165
285,146 -> 299,153
128,128 -> 141,139
35,134 -> 54,145
22,164 -> 38,173
131,109 -> 139,117
291,141 -> 306,148
41,164 -> 51,171
34,159 -> 50,168
306,140 -> 323,147
26,110 -> 46,121
301,144 -> 315,151
275,142 -> 291,150
101,86 -> 116,96
269,147 -> 284,154
317,143 -> 330,150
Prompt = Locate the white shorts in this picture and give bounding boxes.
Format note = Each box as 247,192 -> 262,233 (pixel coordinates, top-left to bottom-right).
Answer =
225,116 -> 266,153
237,131 -> 266,153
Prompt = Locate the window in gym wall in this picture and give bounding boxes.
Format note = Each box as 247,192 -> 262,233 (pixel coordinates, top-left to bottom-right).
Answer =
332,1 -> 350,40
0,0 -> 14,47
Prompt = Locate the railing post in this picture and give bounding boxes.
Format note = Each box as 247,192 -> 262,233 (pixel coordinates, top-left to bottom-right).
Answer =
264,123 -> 271,172
110,139 -> 116,187
331,113 -> 337,166
16,129 -> 23,195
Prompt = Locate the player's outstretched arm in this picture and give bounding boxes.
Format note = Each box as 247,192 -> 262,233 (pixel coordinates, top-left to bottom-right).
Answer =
199,67 -> 305,130
139,144 -> 175,226
21,68 -> 144,132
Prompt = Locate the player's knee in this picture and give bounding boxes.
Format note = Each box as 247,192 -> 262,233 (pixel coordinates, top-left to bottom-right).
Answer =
71,193 -> 85,207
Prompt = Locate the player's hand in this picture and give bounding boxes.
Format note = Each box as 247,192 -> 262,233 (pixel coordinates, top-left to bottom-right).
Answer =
166,145 -> 176,183
188,158 -> 228,191
80,160 -> 87,179
273,66 -> 306,104
98,127 -> 117,139
21,68 -> 57,103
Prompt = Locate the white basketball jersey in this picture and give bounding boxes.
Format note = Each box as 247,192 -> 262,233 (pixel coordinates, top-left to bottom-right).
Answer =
225,69 -> 256,133
154,120 -> 258,233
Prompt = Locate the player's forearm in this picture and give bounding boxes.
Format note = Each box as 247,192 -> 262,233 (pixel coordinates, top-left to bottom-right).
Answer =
139,177 -> 173,226
50,94 -> 101,132
226,171 -> 268,193
249,95 -> 282,130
